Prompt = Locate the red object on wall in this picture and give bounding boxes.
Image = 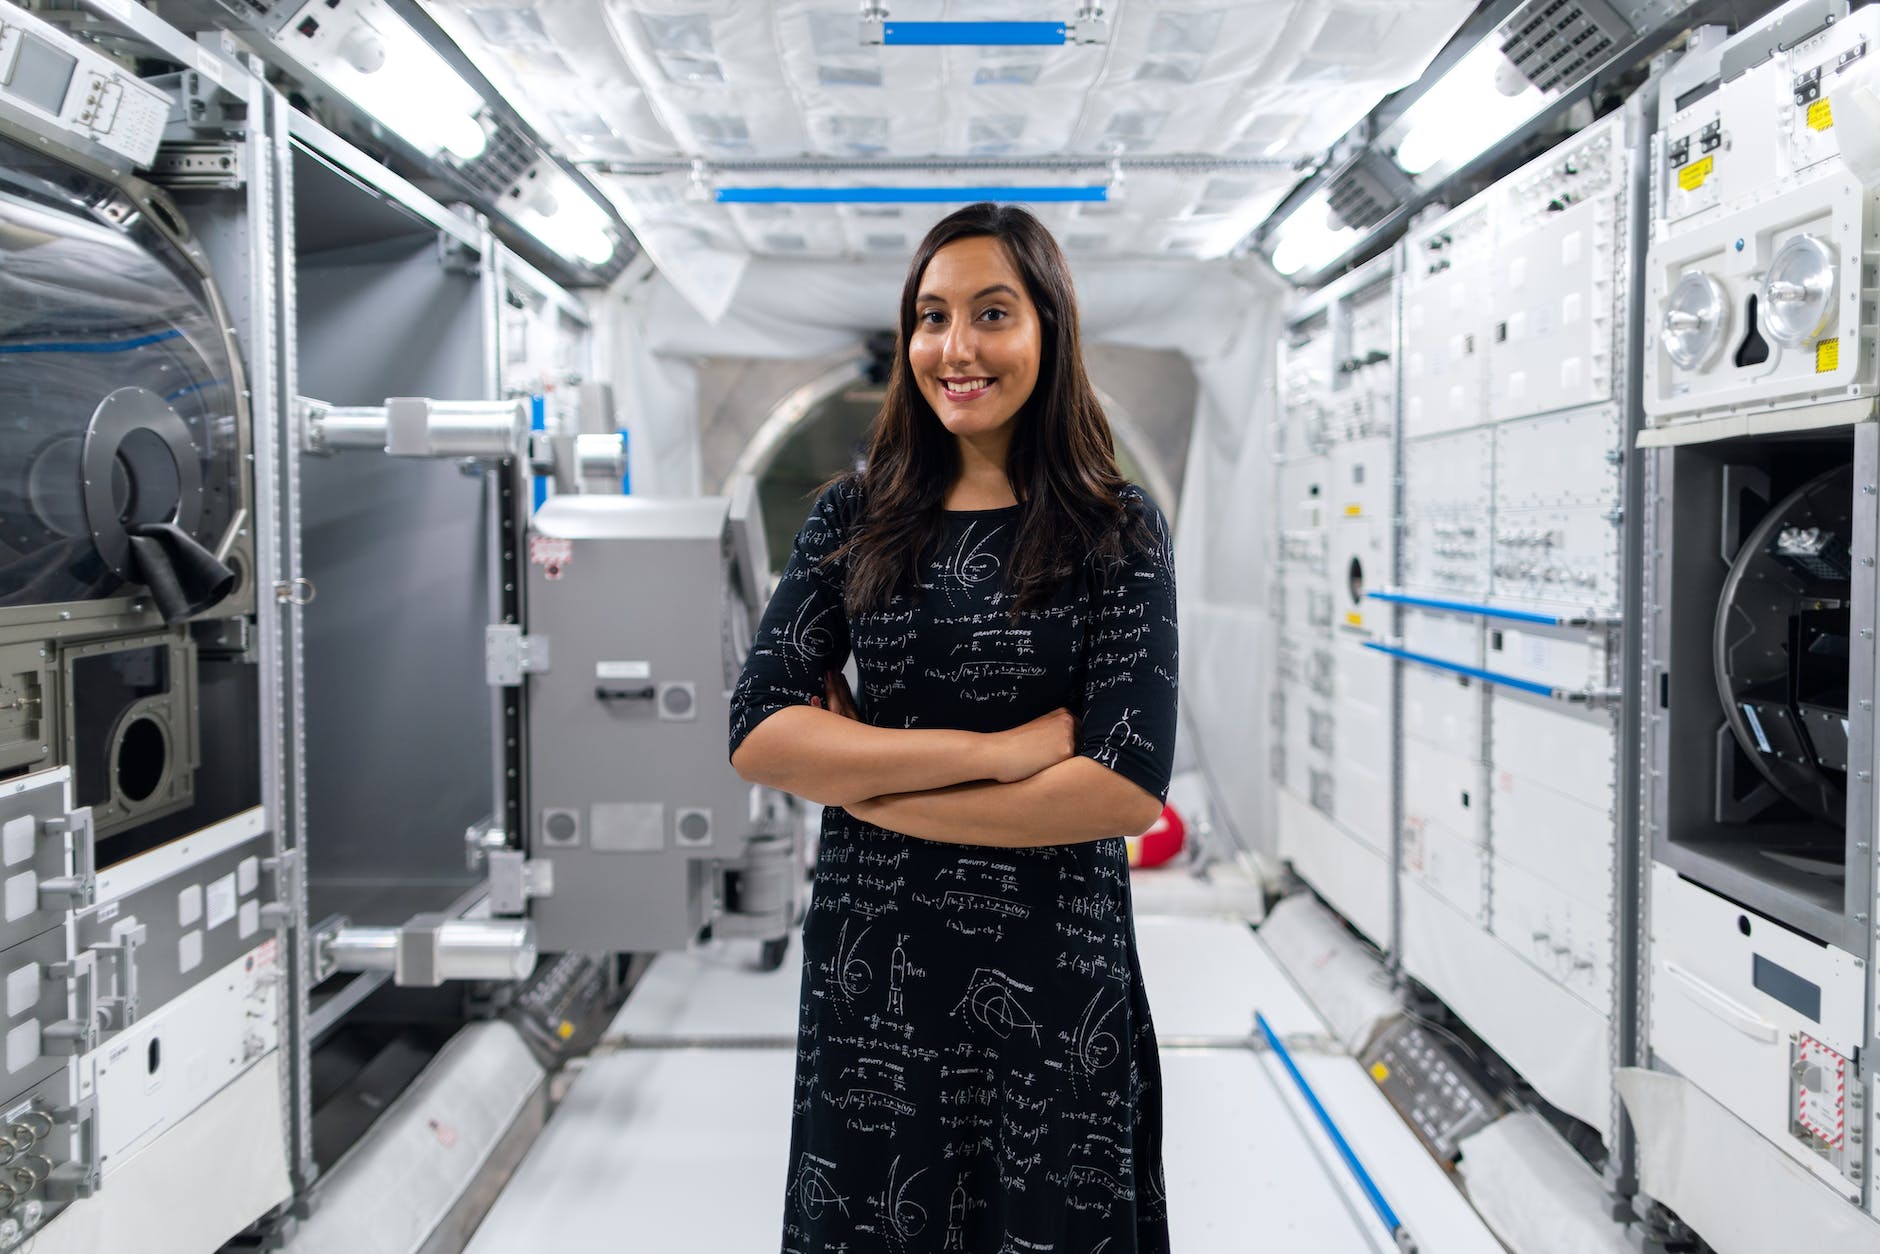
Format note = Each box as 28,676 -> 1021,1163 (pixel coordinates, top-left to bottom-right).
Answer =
1127,805 -> 1186,869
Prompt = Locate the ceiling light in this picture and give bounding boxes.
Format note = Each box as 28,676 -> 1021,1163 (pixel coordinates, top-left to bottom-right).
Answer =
859,3 -> 1106,46
275,0 -> 489,160
715,187 -> 1109,205
1266,189 -> 1359,278
501,163 -> 618,266
1391,37 -> 1548,177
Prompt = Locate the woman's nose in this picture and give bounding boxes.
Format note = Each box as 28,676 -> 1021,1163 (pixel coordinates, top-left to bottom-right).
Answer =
942,320 -> 975,367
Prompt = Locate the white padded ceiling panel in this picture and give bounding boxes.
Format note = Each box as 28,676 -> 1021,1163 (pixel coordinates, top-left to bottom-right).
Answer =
427,0 -> 1476,308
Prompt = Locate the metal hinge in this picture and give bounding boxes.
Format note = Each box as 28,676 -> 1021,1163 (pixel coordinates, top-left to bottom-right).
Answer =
487,626 -> 551,686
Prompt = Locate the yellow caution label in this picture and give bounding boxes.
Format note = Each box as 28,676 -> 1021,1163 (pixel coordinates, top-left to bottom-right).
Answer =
1345,612 -> 1364,628
1809,99 -> 1835,131
1344,503 -> 1363,516
557,1020 -> 575,1040
1677,156 -> 1714,192
1817,337 -> 1841,372
1370,1062 -> 1391,1083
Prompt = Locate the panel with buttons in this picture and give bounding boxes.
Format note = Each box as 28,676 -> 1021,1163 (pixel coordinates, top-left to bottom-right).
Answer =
0,5 -> 172,167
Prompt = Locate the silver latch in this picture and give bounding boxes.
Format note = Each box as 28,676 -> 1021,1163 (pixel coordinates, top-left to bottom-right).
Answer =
487,625 -> 551,686
259,849 -> 300,930
487,849 -> 555,915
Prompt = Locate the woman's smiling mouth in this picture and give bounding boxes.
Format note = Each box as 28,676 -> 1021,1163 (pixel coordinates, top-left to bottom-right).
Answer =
941,377 -> 995,399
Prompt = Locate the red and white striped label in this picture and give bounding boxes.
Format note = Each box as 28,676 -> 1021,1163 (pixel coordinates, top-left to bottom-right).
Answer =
1797,1034 -> 1847,1148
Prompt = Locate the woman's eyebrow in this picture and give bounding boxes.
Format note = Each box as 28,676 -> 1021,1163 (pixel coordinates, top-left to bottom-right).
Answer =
916,283 -> 1020,304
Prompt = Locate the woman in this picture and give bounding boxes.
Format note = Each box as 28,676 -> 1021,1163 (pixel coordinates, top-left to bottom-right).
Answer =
729,202 -> 1178,1253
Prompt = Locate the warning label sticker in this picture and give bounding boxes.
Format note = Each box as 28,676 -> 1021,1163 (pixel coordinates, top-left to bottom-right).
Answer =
1797,1034 -> 1847,1147
1677,156 -> 1714,192
1817,338 -> 1841,373
530,535 -> 574,581
1809,99 -> 1835,131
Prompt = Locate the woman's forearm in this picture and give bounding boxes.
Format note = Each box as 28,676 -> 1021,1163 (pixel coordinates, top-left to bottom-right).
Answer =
732,705 -> 999,806
847,757 -> 1162,848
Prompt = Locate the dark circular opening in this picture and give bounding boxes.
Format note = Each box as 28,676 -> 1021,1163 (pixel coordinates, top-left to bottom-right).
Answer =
147,1037 -> 161,1075
1738,915 -> 1752,937
116,717 -> 167,802
1347,557 -> 1365,605
116,428 -> 183,527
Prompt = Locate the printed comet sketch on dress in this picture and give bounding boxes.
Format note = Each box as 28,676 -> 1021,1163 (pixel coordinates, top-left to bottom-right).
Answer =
731,478 -> 1179,1253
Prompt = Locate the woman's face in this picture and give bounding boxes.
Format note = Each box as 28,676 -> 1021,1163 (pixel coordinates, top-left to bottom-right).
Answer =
908,235 -> 1042,447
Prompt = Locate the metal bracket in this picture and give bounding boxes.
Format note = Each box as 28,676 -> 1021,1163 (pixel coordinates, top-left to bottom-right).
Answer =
42,1096 -> 99,1203
43,952 -> 97,1057
149,140 -> 245,190
487,849 -> 555,915
36,810 -> 95,912
438,231 -> 482,278
464,817 -> 508,872
486,626 -> 551,686
88,919 -> 147,1033
259,849 -> 301,931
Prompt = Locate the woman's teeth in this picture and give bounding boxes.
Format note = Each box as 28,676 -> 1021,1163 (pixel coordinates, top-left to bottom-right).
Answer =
943,378 -> 991,394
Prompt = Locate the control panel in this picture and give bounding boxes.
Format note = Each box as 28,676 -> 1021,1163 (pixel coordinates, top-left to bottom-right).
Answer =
0,4 -> 172,166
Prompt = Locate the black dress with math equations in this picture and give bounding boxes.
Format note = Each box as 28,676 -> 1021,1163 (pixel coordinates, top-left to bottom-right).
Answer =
729,476 -> 1179,1254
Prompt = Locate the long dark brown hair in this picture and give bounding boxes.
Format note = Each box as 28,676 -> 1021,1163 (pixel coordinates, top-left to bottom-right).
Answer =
826,202 -> 1151,617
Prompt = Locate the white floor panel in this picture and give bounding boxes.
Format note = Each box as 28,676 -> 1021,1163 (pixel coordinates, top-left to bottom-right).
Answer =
1136,915 -> 1325,1040
607,932 -> 804,1038
463,1046 -> 795,1252
470,914 -> 1506,1251
1163,1050 -> 1390,1251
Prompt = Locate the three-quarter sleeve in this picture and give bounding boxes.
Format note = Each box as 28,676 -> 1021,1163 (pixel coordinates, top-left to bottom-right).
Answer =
728,479 -> 857,762
1077,488 -> 1180,805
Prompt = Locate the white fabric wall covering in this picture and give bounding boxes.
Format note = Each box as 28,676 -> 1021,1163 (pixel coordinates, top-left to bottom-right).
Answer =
1455,1112 -> 1635,1254
1173,261 -> 1287,862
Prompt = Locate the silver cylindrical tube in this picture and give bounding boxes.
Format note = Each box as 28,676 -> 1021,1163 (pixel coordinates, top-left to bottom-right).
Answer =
572,433 -> 626,490
325,926 -> 400,973
432,919 -> 538,982
311,408 -> 391,450
388,398 -> 529,459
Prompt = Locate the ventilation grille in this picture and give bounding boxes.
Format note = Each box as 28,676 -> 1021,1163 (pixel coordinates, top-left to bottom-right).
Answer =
1324,153 -> 1411,230
1498,0 -> 1633,95
453,115 -> 538,201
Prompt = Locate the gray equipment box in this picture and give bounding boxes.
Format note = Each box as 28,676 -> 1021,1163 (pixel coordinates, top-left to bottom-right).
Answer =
518,486 -> 795,953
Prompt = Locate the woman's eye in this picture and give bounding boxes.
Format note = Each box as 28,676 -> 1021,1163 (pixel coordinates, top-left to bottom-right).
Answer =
920,310 -> 944,325
980,307 -> 1007,322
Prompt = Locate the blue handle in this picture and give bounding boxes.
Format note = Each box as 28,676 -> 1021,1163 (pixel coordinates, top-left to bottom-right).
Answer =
1362,642 -> 1557,698
1256,1012 -> 1410,1244
883,21 -> 1067,45
1365,590 -> 1595,627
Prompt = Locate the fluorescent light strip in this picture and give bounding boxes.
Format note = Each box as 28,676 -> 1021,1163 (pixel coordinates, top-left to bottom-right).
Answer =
718,186 -> 1106,204
882,22 -> 1067,46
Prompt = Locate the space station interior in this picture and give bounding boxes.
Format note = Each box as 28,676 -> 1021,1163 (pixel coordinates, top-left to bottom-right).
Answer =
9,0 -> 1880,1251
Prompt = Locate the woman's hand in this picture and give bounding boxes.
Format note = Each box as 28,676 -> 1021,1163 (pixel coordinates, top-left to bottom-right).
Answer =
809,669 -> 860,720
987,707 -> 1079,783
